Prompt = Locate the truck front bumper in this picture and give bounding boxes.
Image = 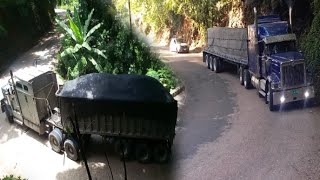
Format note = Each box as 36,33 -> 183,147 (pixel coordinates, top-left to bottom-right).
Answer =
272,86 -> 315,105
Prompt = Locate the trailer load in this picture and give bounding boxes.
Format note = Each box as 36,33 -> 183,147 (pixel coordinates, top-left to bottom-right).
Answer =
1,70 -> 178,163
203,9 -> 315,111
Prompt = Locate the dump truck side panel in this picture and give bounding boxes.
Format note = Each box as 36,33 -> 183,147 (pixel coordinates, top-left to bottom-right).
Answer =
60,99 -> 177,143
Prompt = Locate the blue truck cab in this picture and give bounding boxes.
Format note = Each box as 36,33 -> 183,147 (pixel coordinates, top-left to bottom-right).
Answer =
247,14 -> 314,110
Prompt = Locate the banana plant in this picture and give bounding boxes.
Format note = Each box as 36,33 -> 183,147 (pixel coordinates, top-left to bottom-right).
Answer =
56,7 -> 106,78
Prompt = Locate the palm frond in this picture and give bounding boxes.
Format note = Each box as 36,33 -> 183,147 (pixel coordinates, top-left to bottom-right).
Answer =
55,18 -> 76,41
84,23 -> 102,42
84,9 -> 95,36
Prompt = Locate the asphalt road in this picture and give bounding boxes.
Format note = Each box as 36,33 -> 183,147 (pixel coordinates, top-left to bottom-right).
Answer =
1,46 -> 320,180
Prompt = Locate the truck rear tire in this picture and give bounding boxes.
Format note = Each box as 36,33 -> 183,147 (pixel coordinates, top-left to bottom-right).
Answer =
213,57 -> 218,73
244,69 -> 252,89
135,143 -> 152,163
3,104 -> 14,124
239,67 -> 244,85
64,138 -> 79,161
209,56 -> 214,71
114,139 -> 132,160
205,55 -> 210,69
268,83 -> 275,111
153,142 -> 171,163
49,128 -> 64,153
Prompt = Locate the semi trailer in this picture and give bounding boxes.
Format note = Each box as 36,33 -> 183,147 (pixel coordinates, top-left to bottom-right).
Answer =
1,68 -> 177,163
203,9 -> 314,111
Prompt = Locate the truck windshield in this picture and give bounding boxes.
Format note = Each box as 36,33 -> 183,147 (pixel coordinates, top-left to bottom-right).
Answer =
266,41 -> 297,54
176,38 -> 184,43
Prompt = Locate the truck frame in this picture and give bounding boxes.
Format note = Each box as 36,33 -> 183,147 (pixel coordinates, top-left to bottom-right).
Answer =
203,8 -> 314,111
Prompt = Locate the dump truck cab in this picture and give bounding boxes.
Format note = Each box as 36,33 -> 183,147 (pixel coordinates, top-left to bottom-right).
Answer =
1,68 -> 58,134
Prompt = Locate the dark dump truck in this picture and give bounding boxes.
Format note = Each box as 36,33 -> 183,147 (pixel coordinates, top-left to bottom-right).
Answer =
1,68 -> 177,163
203,9 -> 314,111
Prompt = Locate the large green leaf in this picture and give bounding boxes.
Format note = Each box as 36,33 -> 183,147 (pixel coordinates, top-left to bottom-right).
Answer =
73,6 -> 83,37
84,9 -> 95,36
55,18 -> 76,41
84,23 -> 102,42
88,58 -> 103,72
82,42 -> 92,51
67,14 -> 83,43
92,48 -> 107,59
61,44 -> 82,57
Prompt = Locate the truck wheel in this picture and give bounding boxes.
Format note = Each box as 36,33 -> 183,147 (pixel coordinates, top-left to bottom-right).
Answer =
114,139 -> 132,160
213,57 -> 222,73
49,128 -> 64,153
135,143 -> 152,163
205,55 -> 210,69
153,143 -> 171,163
239,67 -> 244,85
203,53 -> 207,62
209,56 -> 214,71
244,69 -> 252,89
3,104 -> 14,124
64,138 -> 79,161
268,83 -> 275,111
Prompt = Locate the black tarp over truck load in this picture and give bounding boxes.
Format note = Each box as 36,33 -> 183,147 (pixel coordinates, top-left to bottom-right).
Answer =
56,73 -> 178,163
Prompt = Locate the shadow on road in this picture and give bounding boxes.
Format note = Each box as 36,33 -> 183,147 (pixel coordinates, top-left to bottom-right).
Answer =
56,135 -> 176,180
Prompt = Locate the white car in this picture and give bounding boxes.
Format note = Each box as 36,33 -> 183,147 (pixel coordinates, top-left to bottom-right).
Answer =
169,38 -> 189,53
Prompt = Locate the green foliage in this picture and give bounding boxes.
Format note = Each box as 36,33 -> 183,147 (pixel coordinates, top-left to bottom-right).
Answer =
0,175 -> 26,180
301,10 -> 320,97
56,2 -> 179,90
56,8 -> 106,79
147,65 -> 178,90
0,25 -> 7,37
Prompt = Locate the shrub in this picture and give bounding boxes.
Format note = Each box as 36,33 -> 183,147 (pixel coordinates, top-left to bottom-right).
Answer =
0,175 -> 26,180
301,9 -> 320,99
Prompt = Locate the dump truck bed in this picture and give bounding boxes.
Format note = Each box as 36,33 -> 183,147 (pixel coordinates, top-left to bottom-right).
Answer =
204,27 -> 249,65
57,73 -> 177,142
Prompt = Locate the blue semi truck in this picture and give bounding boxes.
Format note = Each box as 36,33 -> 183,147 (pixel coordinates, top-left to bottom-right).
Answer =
203,8 -> 314,111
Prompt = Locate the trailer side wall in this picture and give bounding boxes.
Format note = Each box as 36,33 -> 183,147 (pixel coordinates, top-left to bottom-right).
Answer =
204,27 -> 249,65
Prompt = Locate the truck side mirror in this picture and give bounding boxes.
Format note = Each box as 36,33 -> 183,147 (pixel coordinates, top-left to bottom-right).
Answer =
266,58 -> 271,67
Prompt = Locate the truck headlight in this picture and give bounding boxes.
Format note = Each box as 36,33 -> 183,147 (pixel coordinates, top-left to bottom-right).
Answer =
271,82 -> 280,89
304,91 -> 310,98
280,96 -> 286,103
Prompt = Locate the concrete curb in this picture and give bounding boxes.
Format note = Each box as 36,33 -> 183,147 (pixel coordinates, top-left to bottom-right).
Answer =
170,85 -> 185,97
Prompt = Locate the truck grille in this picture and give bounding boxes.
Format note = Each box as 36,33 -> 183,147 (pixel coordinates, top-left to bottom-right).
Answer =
281,62 -> 305,88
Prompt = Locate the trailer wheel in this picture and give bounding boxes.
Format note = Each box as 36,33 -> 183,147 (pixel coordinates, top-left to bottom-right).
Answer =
239,67 -> 244,85
268,83 -> 275,111
49,128 -> 64,153
153,143 -> 171,163
213,57 -> 222,73
114,139 -> 132,160
205,55 -> 210,69
3,104 -> 14,124
135,143 -> 152,163
64,138 -> 79,161
243,69 -> 252,89
209,56 -> 214,71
